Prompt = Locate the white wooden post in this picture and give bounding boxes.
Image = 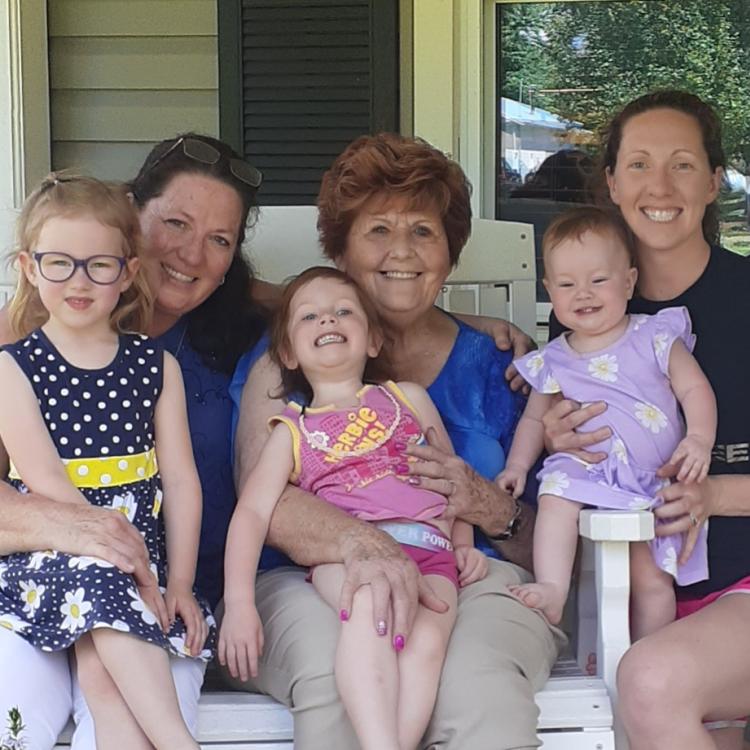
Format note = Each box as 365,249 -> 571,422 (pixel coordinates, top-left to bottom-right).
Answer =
579,509 -> 654,750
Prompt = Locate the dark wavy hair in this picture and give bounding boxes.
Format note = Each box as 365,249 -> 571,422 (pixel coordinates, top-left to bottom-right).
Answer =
130,132 -> 267,373
596,90 -> 726,246
317,133 -> 472,267
269,266 -> 390,403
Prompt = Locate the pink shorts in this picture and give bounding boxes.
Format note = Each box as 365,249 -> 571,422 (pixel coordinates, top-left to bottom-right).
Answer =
676,575 -> 750,619
676,576 -> 750,729
403,544 -> 458,589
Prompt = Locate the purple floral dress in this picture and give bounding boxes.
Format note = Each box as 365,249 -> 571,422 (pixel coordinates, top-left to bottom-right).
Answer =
516,307 -> 708,586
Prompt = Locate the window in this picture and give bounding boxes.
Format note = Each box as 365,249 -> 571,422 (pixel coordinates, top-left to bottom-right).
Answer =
494,0 -> 750,303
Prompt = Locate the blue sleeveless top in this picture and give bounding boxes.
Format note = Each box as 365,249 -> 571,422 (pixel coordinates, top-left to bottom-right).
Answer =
159,321 -> 236,608
230,317 -> 526,564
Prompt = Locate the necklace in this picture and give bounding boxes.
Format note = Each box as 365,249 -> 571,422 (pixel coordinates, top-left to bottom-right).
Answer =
298,384 -> 402,458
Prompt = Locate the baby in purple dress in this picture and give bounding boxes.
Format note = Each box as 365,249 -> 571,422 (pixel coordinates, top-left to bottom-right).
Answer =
498,206 -> 716,640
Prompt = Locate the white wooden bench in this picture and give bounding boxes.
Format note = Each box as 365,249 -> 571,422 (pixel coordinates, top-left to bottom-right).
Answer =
53,208 -> 652,749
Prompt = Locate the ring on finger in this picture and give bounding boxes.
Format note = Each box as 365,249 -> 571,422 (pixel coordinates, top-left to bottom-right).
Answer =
689,511 -> 699,527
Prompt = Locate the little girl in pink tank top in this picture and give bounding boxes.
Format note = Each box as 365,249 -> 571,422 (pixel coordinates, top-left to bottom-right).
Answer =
219,267 -> 488,750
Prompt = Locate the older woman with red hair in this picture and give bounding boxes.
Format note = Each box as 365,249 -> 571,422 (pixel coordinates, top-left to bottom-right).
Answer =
229,133 -> 562,749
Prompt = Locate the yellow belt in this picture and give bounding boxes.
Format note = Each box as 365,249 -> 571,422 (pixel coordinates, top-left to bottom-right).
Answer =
9,448 -> 158,489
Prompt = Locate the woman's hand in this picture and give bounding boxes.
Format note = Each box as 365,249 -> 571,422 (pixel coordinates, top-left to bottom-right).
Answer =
403,427 -> 508,530
165,582 -> 208,656
338,526 -> 449,646
654,470 -> 717,564
218,600 -> 265,682
455,545 -> 488,586
542,398 -> 611,463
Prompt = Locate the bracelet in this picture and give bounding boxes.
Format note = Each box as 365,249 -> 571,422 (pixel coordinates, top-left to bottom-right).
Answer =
484,498 -> 523,541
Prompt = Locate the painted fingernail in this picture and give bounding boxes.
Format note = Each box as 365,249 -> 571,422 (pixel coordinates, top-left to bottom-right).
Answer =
394,441 -> 407,451
408,476 -> 420,485
376,620 -> 387,636
339,609 -> 349,622
396,463 -> 410,474
393,634 -> 405,651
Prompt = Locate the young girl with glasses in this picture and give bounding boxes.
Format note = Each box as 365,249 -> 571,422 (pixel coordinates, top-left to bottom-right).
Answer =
219,266 -> 488,750
0,174 -> 213,750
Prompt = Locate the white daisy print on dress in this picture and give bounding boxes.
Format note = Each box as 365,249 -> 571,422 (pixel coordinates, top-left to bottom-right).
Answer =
634,402 -> 668,433
526,353 -> 545,377
542,373 -> 561,393
588,354 -> 618,382
628,496 -> 652,511
661,546 -> 678,577
60,587 -> 92,633
169,635 -> 193,657
612,437 -> 629,465
539,471 -> 570,496
127,586 -> 157,625
93,619 -> 130,633
0,613 -> 31,633
653,332 -> 669,357
152,488 -> 163,519
631,315 -> 648,331
26,550 -> 57,571
19,579 -> 46,617
0,562 -> 8,589
111,491 -> 137,522
68,555 -> 114,571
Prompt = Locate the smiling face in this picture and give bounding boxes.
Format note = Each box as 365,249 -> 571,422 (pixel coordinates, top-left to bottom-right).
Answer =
338,196 -> 451,325
20,214 -> 137,336
606,107 -> 722,258
282,276 -> 380,381
544,229 -> 637,349
138,173 -> 243,332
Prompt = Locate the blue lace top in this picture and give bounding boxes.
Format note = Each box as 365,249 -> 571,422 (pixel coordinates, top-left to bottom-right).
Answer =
230,317 -> 527,565
159,321 -> 236,608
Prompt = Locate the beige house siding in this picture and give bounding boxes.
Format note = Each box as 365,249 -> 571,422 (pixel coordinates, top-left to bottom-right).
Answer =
48,0 -> 219,182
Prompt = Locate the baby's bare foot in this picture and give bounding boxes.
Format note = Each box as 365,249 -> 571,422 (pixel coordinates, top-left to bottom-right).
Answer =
509,582 -> 565,625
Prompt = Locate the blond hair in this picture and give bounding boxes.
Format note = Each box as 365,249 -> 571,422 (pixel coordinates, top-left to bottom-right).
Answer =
8,172 -> 153,338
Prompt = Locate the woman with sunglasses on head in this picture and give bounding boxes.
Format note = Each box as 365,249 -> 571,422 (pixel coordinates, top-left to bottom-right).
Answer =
545,91 -> 750,749
0,134 -> 267,749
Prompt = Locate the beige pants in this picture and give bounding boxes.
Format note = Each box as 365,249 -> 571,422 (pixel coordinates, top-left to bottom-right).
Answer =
221,560 -> 565,750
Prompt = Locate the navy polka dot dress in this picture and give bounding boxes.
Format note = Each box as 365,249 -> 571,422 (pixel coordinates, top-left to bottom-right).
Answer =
0,329 -> 215,660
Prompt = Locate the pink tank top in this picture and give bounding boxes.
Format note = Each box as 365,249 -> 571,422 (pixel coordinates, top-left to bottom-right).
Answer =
270,381 -> 447,522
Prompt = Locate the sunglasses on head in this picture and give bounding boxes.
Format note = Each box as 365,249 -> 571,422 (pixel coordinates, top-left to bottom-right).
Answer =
144,137 -> 263,189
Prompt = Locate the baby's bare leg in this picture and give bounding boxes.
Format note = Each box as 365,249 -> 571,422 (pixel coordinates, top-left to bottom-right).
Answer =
314,563 -> 401,750
397,574 -> 457,750
74,634 -> 153,750
629,541 -> 676,641
510,494 -> 581,624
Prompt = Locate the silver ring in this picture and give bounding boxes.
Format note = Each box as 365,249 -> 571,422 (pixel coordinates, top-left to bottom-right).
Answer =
689,512 -> 699,527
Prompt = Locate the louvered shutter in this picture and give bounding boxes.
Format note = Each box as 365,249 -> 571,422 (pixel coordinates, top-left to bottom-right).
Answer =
219,0 -> 399,205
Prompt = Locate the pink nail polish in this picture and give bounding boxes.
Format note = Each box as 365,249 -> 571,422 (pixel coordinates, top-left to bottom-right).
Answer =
376,620 -> 387,636
408,476 -> 420,485
396,463 -> 409,474
394,441 -> 406,451
393,634 -> 405,651
339,609 -> 349,622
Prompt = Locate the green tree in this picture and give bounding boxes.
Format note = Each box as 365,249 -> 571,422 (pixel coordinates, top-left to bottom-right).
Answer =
500,0 -> 750,163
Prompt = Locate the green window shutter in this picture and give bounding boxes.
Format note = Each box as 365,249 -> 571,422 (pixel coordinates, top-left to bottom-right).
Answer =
219,0 -> 399,206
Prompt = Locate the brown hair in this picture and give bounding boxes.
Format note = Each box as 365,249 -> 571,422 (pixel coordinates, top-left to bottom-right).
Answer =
317,133 -> 472,267
542,206 -> 636,275
596,90 -> 725,246
130,133 -> 266,374
8,172 -> 153,337
269,266 -> 389,402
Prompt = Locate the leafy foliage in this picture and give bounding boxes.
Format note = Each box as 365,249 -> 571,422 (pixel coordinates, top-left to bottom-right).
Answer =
499,0 -> 750,163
